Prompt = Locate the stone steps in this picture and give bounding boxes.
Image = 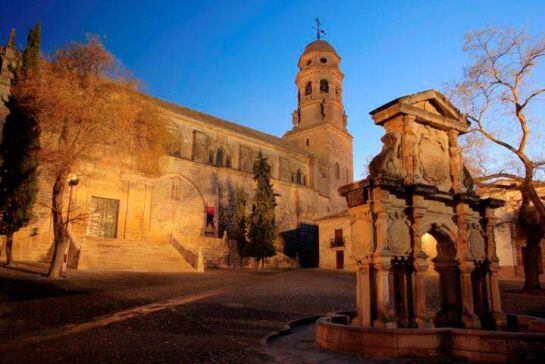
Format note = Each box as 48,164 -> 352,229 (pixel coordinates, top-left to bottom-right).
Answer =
77,237 -> 196,272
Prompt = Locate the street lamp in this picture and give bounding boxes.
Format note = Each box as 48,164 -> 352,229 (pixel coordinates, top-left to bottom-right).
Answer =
65,174 -> 80,232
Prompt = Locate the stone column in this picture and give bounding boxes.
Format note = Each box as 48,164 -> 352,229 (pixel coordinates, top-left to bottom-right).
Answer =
484,206 -> 506,328
459,259 -> 481,329
447,129 -> 463,193
488,261 -> 506,328
356,261 -> 372,327
373,256 -> 396,328
401,114 -> 417,185
410,196 -> 433,327
413,251 -> 433,327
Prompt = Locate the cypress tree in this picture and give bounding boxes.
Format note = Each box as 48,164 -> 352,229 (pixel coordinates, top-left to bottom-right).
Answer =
0,24 -> 41,265
246,152 -> 277,268
21,23 -> 41,73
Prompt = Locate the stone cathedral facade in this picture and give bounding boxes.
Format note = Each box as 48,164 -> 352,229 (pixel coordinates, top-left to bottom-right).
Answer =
0,34 -> 353,271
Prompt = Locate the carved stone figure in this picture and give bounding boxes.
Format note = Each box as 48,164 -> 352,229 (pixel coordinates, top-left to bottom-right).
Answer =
369,132 -> 403,178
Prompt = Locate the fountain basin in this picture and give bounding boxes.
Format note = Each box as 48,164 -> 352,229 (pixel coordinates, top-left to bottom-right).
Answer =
316,312 -> 545,363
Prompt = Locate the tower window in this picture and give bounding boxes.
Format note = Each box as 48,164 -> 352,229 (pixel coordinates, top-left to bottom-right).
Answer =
320,57 -> 327,63
306,60 -> 312,66
226,155 -> 232,168
305,82 -> 312,95
320,79 -> 329,93
296,169 -> 302,185
208,151 -> 214,164
306,138 -> 309,146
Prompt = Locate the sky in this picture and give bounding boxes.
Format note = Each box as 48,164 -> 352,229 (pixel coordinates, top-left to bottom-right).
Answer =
1,0 -> 544,179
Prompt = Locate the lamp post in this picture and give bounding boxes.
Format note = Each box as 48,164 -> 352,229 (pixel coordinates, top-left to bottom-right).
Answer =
61,175 -> 79,276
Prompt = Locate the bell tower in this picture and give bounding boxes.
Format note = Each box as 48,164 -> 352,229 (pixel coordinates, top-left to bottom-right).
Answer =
284,31 -> 353,215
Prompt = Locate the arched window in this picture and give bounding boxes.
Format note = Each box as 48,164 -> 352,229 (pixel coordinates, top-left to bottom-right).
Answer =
320,79 -> 329,93
215,148 -> 224,167
306,138 -> 310,146
296,169 -> 302,185
305,82 -> 312,95
335,163 -> 340,179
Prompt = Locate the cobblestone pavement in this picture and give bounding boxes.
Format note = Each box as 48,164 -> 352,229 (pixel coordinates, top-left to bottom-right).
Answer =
0,267 -> 544,363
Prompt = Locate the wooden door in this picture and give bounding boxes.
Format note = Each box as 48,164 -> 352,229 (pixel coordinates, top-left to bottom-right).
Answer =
87,197 -> 120,239
336,250 -> 344,269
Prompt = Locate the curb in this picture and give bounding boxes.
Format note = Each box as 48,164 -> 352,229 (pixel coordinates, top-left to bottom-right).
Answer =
261,315 -> 322,347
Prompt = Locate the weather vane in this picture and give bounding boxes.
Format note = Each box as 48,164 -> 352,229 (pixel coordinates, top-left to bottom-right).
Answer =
313,17 -> 326,40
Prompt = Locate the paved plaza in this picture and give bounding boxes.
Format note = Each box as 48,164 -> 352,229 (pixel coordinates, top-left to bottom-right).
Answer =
0,266 -> 544,363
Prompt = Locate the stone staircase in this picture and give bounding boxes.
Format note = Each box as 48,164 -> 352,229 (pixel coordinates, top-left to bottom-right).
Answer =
76,237 -> 196,272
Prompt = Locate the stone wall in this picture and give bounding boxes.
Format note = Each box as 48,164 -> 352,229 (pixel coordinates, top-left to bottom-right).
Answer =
317,213 -> 355,271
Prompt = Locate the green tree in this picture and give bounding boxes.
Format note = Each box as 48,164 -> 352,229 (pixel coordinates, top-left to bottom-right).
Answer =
246,153 -> 277,268
0,24 -> 41,266
230,187 -> 247,266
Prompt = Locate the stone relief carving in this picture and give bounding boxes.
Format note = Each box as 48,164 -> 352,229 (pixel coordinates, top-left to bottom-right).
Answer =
369,132 -> 403,178
468,222 -> 486,260
386,211 -> 411,254
418,130 -> 449,187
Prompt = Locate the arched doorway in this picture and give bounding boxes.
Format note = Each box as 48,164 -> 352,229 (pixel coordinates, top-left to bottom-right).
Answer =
149,174 -> 205,240
421,228 -> 463,328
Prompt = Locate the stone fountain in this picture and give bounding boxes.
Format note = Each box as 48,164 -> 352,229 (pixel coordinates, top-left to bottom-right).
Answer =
315,90 -> 545,362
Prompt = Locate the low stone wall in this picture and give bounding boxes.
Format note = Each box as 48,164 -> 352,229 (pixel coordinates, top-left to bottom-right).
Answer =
316,313 -> 545,363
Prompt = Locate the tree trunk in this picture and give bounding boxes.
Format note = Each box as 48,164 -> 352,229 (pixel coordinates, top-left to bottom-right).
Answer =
522,226 -> 544,293
48,174 -> 67,278
5,233 -> 14,266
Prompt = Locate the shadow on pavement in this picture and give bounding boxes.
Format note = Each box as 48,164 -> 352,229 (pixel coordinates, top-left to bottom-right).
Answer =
0,275 -> 86,302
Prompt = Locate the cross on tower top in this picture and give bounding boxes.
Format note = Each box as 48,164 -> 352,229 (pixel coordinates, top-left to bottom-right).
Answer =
313,18 -> 326,40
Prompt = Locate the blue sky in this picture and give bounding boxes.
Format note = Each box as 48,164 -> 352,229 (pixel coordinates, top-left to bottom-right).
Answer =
2,0 -> 544,178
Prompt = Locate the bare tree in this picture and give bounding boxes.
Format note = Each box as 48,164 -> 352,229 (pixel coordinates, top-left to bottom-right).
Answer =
13,37 -> 171,278
450,28 -> 545,293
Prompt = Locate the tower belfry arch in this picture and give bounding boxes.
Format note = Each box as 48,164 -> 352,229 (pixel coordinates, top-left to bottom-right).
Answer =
339,90 -> 505,329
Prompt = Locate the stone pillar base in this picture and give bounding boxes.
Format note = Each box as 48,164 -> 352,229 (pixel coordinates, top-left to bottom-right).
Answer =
462,311 -> 481,329
373,319 -> 398,329
414,316 -> 434,328
492,311 -> 507,330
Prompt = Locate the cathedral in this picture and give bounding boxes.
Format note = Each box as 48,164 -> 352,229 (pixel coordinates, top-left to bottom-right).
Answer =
0,32 -> 353,271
